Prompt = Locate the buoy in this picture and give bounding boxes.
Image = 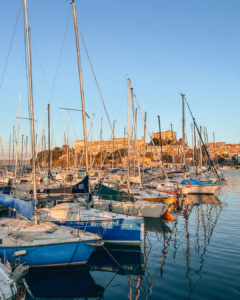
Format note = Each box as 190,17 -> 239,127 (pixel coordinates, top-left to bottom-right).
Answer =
187,204 -> 193,210
186,181 -> 192,188
163,209 -> 175,222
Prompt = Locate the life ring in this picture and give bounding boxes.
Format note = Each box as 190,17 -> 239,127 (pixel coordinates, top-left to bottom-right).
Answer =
185,181 -> 192,188
187,204 -> 193,210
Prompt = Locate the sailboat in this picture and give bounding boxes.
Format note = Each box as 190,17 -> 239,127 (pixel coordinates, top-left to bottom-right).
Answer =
0,0 -> 101,268
86,80 -> 170,218
38,201 -> 144,246
178,179 -> 222,195
35,0 -> 144,247
0,217 -> 101,268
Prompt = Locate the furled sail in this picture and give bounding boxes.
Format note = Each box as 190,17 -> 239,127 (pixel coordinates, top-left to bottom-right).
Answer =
0,194 -> 35,220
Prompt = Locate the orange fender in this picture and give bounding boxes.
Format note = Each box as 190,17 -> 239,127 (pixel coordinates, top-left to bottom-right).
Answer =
163,209 -> 175,222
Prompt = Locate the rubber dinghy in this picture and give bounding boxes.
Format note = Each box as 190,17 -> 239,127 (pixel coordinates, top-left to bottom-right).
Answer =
0,194 -> 101,267
179,179 -> 222,195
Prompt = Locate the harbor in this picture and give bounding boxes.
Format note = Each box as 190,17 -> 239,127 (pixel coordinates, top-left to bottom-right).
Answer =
0,170 -> 240,299
0,0 -> 239,299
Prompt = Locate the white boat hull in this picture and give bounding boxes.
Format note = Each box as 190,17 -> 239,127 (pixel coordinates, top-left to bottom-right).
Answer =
180,184 -> 221,195
91,198 -> 169,218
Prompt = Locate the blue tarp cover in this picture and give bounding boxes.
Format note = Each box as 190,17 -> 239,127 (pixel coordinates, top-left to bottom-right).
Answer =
180,179 -> 201,185
0,194 -> 35,220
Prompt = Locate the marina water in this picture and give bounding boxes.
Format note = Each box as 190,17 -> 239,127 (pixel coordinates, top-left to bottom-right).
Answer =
7,170 -> 240,299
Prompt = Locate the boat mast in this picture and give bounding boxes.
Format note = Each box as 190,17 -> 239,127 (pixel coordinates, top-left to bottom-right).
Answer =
127,78 -> 131,192
23,0 -> 37,209
193,122 -> 197,172
157,115 -> 163,159
48,104 -> 51,174
171,123 -> 175,167
9,134 -> 11,167
131,88 -> 136,175
12,126 -> 15,167
67,111 -> 69,171
191,123 -> 194,166
25,136 -> 28,166
213,131 -> 217,165
181,93 -> 186,166
143,112 -> 147,170
131,90 -> 142,187
199,126 -> 202,170
15,90 -> 22,179
72,0 -> 89,175
100,118 -> 103,168
124,127 -> 126,167
112,120 -> 115,169
21,134 -> 24,168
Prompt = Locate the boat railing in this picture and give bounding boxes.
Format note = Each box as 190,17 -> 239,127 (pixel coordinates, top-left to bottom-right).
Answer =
55,193 -> 89,205
96,194 -> 135,202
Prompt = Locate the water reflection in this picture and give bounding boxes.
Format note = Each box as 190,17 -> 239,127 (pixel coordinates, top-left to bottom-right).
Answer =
89,246 -> 145,276
180,197 -> 222,298
138,195 -> 224,299
25,266 -> 104,299
90,246 -> 145,300
24,246 -> 144,299
144,218 -> 171,233
18,195 -> 227,299
180,194 -> 221,206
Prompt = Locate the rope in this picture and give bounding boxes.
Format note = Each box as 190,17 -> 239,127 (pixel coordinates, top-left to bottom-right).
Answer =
78,25 -> 112,134
78,25 -> 124,164
0,2 -> 21,94
101,244 -> 122,268
49,11 -> 71,104
36,109 -> 48,168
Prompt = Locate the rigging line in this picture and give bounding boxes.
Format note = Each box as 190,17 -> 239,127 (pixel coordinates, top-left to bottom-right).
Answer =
104,272 -> 118,291
78,35 -> 121,165
36,109 -> 48,154
31,38 -> 51,92
77,24 -> 113,133
26,13 -> 71,98
78,24 -> 126,165
134,94 -> 168,179
35,111 -> 48,173
0,2 -> 21,93
185,97 -> 220,178
47,11 -> 71,143
78,24 -> 123,162
69,113 -> 80,140
49,11 -> 71,103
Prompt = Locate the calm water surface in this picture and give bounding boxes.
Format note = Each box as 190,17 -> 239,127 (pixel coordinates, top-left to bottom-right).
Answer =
25,170 -> 240,299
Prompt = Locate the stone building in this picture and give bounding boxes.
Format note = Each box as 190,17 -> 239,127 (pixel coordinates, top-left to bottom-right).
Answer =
74,137 -> 146,155
153,130 -> 177,142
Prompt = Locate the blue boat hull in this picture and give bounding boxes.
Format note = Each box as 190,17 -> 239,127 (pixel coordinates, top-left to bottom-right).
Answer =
0,240 -> 98,267
54,218 -> 143,246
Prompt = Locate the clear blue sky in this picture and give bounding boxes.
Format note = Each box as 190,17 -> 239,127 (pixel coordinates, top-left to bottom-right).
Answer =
0,0 -> 239,154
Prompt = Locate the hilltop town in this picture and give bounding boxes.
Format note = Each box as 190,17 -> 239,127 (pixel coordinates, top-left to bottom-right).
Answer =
34,130 -> 240,168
